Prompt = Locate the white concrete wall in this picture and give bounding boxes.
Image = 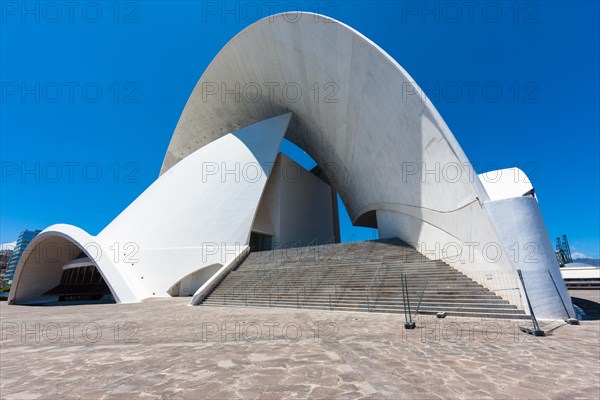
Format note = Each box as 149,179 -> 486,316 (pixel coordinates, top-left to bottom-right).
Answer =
252,153 -> 337,248
10,114 -> 292,304
561,266 -> 600,280
484,197 -> 575,319
96,113 -> 291,299
175,264 -> 222,297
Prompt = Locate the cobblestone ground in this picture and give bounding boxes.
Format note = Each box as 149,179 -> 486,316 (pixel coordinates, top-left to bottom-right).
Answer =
1,296 -> 599,399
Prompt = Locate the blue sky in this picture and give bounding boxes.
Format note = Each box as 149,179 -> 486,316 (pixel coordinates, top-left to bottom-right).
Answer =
1,1 -> 599,258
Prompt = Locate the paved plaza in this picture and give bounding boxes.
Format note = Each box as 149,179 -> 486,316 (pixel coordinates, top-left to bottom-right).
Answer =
1,293 -> 599,399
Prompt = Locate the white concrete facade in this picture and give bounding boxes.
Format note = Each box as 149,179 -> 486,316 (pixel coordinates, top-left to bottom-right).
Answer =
9,13 -> 572,319
10,114 -> 293,304
252,153 -> 338,249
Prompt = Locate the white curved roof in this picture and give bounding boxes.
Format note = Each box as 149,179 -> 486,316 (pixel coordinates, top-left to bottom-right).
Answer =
478,167 -> 535,201
161,12 -> 490,224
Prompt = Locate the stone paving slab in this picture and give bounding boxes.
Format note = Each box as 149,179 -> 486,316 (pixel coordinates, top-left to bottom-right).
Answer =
1,298 -> 599,399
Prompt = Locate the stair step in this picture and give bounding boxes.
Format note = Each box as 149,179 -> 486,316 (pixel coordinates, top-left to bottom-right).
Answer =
201,303 -> 529,320
199,238 -> 527,320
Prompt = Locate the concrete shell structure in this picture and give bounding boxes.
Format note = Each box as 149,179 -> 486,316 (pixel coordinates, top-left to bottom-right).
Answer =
9,13 -> 573,319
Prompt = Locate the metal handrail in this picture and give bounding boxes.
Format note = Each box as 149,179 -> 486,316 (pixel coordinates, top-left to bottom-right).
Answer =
239,270 -> 274,300
268,275 -> 291,299
412,278 -> 429,318
376,263 -> 388,293
366,260 -> 387,310
367,264 -> 383,293
222,270 -> 258,304
331,262 -> 360,301
229,260 -> 385,273
297,264 -> 323,303
301,271 -> 325,298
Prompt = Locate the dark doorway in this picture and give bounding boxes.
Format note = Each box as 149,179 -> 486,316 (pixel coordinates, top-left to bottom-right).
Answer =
250,232 -> 273,252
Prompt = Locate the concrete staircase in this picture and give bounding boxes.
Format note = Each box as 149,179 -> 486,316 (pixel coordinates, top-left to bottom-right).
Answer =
201,238 -> 529,319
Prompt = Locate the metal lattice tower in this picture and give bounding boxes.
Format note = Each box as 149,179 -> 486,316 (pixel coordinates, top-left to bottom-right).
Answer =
555,235 -> 572,266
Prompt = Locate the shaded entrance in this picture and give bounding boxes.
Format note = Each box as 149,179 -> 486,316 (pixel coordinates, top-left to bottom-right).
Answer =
43,260 -> 114,303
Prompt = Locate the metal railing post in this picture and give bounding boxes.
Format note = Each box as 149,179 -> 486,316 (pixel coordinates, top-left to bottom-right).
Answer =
517,269 -> 545,336
402,274 -> 415,329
